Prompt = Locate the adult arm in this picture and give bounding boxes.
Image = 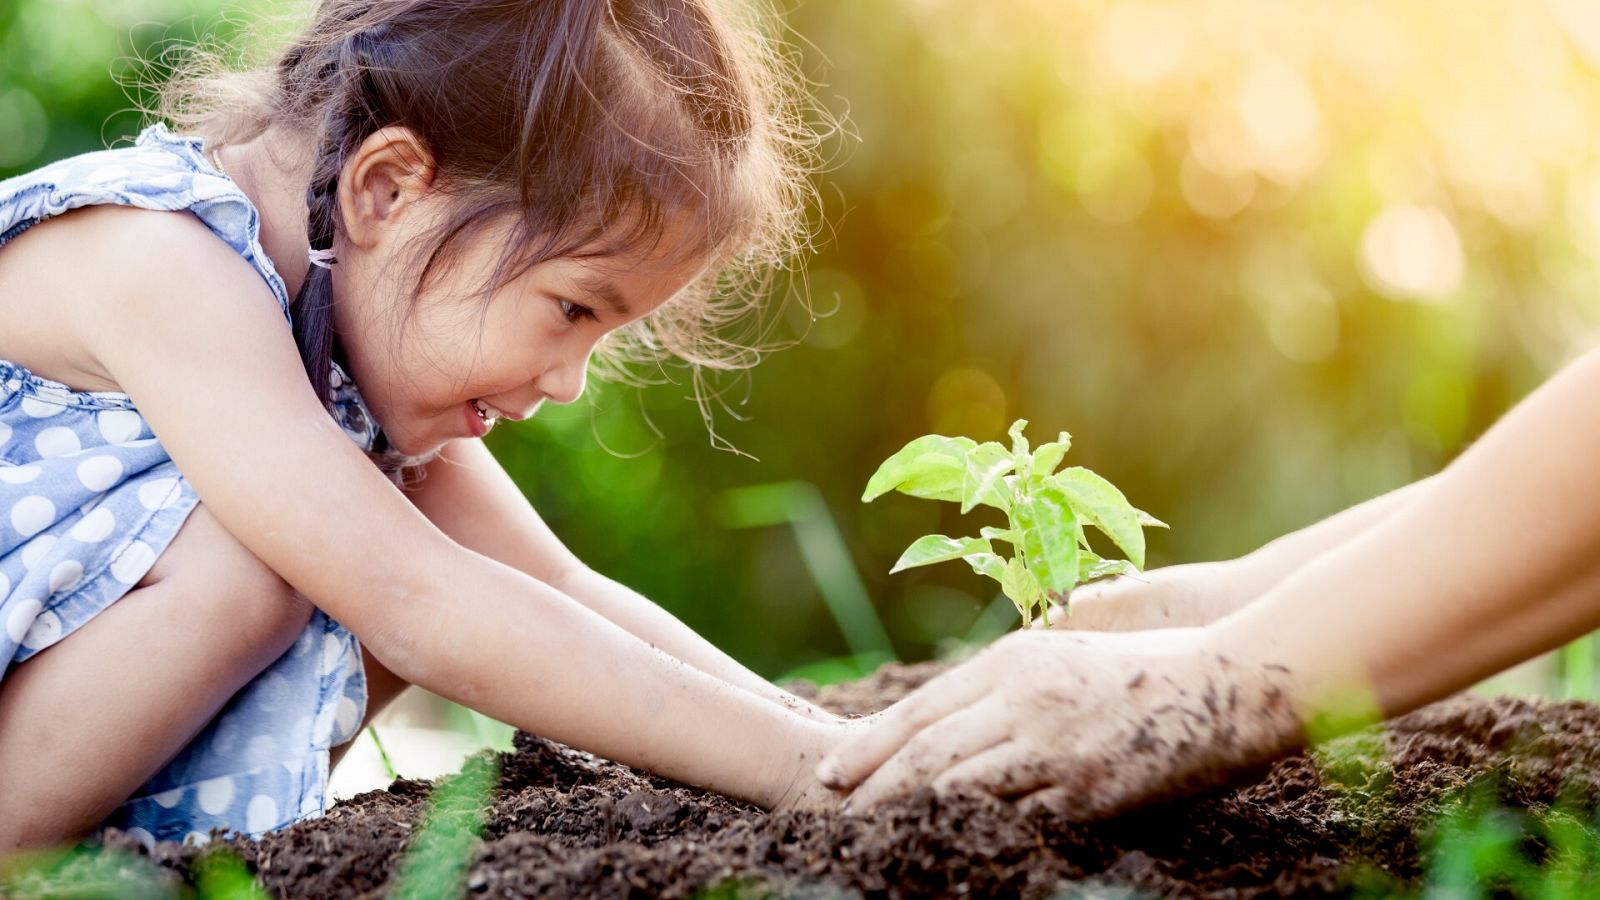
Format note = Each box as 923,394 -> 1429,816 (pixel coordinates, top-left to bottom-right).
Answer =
84,208 -> 836,810
403,437 -> 831,720
822,344 -> 1600,816
1061,474 -> 1440,631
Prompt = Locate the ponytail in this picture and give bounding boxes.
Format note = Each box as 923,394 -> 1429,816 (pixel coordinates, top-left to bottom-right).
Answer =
289,23 -> 393,413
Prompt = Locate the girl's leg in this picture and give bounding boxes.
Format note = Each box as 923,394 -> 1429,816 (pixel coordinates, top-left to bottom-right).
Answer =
0,504 -> 313,852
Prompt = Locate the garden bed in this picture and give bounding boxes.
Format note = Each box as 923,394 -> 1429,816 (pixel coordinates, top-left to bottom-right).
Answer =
52,663 -> 1600,897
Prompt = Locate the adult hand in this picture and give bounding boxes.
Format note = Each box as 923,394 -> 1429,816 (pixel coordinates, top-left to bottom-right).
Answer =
816,628 -> 1302,819
1051,560 -> 1251,632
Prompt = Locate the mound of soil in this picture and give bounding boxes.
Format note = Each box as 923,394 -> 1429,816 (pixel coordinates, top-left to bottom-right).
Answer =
65,664 -> 1600,896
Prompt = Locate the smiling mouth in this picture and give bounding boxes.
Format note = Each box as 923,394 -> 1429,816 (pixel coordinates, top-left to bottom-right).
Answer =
472,399 -> 500,427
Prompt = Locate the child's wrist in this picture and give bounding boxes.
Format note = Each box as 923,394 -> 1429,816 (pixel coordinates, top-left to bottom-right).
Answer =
767,719 -> 847,810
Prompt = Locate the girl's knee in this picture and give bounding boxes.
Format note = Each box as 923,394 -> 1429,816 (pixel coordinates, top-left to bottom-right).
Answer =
137,502 -> 310,658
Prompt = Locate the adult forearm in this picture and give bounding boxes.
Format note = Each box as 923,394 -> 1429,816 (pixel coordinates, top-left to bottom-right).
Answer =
1062,475 -> 1440,633
1213,349 -> 1600,724
366,550 -> 830,808
1228,474 -> 1440,602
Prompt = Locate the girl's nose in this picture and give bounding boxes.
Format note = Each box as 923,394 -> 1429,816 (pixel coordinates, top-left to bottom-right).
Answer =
536,354 -> 589,406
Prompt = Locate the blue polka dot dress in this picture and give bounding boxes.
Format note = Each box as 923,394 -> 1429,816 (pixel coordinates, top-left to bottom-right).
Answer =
0,124 -> 391,845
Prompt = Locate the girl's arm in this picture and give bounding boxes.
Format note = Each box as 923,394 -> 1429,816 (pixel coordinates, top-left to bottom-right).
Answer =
824,343 -> 1600,815
405,437 -> 832,720
1061,474 -> 1441,631
84,209 -> 836,809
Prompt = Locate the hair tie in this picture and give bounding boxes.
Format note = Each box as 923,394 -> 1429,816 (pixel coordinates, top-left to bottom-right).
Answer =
308,248 -> 339,269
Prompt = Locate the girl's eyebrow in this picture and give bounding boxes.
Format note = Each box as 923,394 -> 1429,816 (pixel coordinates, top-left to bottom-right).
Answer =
575,273 -> 630,317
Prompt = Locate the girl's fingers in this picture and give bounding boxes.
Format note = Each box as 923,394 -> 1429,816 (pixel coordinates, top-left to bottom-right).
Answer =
816,667 -> 991,792
842,707 -> 1012,810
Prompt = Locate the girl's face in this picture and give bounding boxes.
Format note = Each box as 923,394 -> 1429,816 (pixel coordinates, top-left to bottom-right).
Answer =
335,197 -> 706,458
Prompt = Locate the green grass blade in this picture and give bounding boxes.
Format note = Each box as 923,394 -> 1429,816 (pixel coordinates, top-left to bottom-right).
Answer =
390,755 -> 499,900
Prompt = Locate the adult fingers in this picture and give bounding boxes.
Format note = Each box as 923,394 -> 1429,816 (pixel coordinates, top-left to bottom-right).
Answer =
843,706 -> 1012,810
1016,783 -> 1131,821
816,666 -> 991,792
929,741 -> 1051,800
1015,785 -> 1074,817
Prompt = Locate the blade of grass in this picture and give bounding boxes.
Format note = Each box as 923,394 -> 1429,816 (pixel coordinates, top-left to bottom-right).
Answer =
715,481 -> 896,664
389,755 -> 499,900
367,725 -> 399,782
1561,635 -> 1594,700
193,849 -> 270,900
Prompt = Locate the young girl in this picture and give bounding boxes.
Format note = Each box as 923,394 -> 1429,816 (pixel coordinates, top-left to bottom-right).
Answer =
0,0 -> 847,850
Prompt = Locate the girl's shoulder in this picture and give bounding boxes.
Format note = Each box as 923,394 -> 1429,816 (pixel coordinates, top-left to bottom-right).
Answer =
0,124 -> 295,401
0,124 -> 291,322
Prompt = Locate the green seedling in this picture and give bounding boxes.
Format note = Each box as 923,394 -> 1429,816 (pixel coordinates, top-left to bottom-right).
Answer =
863,419 -> 1166,628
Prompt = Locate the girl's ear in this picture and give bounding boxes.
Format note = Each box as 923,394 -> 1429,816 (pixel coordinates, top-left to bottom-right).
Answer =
340,126 -> 438,249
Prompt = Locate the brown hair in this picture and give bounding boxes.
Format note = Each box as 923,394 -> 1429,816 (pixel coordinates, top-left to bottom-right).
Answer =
156,0 -> 820,452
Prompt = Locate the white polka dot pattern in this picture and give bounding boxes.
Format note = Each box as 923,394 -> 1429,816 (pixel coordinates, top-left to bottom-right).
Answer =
69,507 -> 116,543
34,427 -> 80,459
4,597 -> 40,642
21,610 -> 60,649
96,409 -> 143,444
0,464 -> 41,484
20,534 -> 57,570
245,795 -> 280,834
76,456 -> 123,491
48,559 -> 83,595
109,540 -> 156,584
19,397 -> 64,418
196,776 -> 236,816
138,478 -> 181,511
10,495 -> 53,536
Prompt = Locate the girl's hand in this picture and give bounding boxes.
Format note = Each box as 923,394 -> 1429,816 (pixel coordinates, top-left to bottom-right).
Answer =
815,628 -> 1301,819
770,718 -> 858,813
1051,560 -> 1250,632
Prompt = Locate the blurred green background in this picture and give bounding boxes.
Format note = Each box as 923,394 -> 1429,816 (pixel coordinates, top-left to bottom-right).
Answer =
8,0 -> 1600,686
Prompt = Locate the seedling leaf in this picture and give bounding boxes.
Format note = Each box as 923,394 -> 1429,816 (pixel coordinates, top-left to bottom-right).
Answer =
961,442 -> 1014,514
1016,481 -> 1080,598
891,534 -> 993,573
866,420 -> 1165,633
963,551 -> 1006,582
1000,555 -> 1044,626
1008,418 -> 1031,459
862,435 -> 977,503
1079,551 -> 1138,582
1137,508 -> 1169,529
1031,432 -> 1072,480
980,525 -> 1019,545
1049,466 -> 1147,569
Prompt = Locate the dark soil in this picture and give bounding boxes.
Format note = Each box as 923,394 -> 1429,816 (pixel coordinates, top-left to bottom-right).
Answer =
45,664 -> 1600,897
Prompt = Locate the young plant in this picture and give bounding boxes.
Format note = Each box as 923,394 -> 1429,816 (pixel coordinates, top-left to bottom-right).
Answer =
863,419 -> 1166,628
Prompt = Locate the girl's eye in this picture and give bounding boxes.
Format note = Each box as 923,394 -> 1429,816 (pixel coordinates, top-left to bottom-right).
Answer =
558,298 -> 598,324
